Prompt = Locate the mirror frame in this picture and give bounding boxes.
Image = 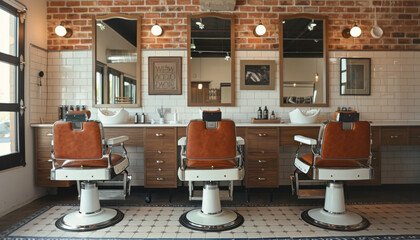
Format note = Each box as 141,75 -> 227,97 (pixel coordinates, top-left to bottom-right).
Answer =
92,14 -> 142,108
187,13 -> 236,106
279,14 -> 329,107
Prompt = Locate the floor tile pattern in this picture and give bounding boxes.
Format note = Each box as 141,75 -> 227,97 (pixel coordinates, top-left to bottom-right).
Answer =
2,204 -> 420,239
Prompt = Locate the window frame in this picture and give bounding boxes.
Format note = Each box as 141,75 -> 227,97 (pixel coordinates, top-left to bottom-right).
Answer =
0,1 -> 26,171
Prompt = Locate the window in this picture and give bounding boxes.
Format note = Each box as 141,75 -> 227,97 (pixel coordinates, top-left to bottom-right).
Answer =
0,1 -> 26,171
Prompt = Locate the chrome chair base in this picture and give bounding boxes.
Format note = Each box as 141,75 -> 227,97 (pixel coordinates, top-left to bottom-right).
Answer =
55,208 -> 124,232
301,208 -> 369,231
179,209 -> 244,232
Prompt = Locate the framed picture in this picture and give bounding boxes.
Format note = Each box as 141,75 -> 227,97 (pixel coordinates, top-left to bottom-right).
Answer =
340,58 -> 371,95
148,57 -> 182,95
240,60 -> 276,90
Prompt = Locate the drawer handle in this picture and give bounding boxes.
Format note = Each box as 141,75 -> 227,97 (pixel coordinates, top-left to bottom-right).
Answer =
157,150 -> 162,154
260,150 -> 265,154
390,135 -> 399,139
47,133 -> 53,137
258,133 -> 267,137
48,159 -> 53,162
155,133 -> 164,137
158,168 -> 162,172
257,177 -> 266,181
156,177 -> 164,181
261,168 -> 265,171
156,160 -> 164,164
258,160 -> 267,163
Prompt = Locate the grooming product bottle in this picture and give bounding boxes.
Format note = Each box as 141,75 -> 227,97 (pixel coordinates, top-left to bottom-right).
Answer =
271,111 -> 276,120
140,113 -> 145,124
70,105 -> 74,111
257,107 -> 262,119
76,105 -> 80,111
63,105 -> 69,119
82,105 -> 86,110
263,106 -> 268,119
134,113 -> 139,124
58,105 -> 64,120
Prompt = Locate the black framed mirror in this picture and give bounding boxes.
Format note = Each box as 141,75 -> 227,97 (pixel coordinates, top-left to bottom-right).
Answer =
92,14 -> 141,107
340,58 -> 371,95
279,14 -> 329,107
187,13 -> 235,106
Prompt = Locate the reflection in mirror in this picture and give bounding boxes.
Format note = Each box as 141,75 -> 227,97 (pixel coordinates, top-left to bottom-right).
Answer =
188,14 -> 235,106
280,14 -> 328,107
93,14 -> 141,107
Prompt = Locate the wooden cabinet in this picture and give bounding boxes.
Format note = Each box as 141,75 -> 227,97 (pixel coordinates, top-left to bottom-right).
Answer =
34,127 -> 73,187
144,128 -> 177,188
104,127 -> 144,147
245,128 -> 279,188
409,126 -> 420,145
279,127 -> 319,146
381,127 -> 409,145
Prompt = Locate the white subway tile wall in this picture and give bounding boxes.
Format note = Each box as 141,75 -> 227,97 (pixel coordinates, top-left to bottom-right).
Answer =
29,49 -> 420,185
29,45 -> 48,124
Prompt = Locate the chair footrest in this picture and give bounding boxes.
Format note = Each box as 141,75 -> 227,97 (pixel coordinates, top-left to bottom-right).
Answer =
190,189 -> 232,201
99,189 -> 127,200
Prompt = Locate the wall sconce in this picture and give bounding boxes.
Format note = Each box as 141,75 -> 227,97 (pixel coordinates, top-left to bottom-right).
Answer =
55,22 -> 72,38
342,22 -> 362,38
151,23 -> 163,36
254,21 -> 266,36
224,52 -> 231,62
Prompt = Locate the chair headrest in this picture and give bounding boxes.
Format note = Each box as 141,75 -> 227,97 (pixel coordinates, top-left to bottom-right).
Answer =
202,109 -> 221,122
337,112 -> 359,122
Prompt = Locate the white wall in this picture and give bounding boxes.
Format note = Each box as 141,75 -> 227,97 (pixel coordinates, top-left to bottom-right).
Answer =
0,0 -> 48,217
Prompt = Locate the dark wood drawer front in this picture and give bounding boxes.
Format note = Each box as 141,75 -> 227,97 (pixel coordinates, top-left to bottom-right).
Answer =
144,152 -> 176,169
145,171 -> 177,188
371,127 -> 381,151
36,128 -> 52,151
145,128 -> 176,151
36,152 -> 65,169
409,127 -> 420,145
104,127 -> 143,146
246,171 -> 278,188
381,127 -> 409,145
236,127 -> 246,139
280,127 -> 319,146
246,153 -> 277,168
177,127 -> 186,139
247,128 -> 278,153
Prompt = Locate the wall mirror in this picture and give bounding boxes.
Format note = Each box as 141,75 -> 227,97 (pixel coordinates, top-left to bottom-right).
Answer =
279,14 -> 329,107
187,13 -> 235,106
92,14 -> 141,107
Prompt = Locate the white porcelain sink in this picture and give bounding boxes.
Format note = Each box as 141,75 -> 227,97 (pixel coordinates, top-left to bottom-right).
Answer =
98,109 -> 129,124
289,108 -> 320,124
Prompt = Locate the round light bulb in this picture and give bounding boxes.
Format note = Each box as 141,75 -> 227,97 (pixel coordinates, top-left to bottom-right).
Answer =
151,24 -> 163,36
198,83 -> 203,90
350,25 -> 362,37
55,25 -> 67,37
255,23 -> 266,36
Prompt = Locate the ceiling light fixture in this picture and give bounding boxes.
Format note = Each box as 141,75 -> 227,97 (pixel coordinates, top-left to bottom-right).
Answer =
196,18 -> 205,29
55,22 -> 72,38
307,19 -> 316,31
254,21 -> 266,37
151,23 -> 163,36
191,38 -> 196,49
96,21 -> 106,31
225,52 -> 231,62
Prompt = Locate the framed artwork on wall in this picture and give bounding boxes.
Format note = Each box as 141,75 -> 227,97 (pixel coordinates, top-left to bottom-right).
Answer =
148,57 -> 182,95
340,58 -> 371,95
240,60 -> 276,90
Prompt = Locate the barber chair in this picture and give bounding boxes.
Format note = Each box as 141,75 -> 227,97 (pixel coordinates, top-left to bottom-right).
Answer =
292,114 -> 373,231
50,113 -> 130,231
178,112 -> 244,231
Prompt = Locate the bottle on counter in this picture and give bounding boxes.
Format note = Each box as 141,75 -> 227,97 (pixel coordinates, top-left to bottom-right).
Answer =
270,111 -> 276,120
134,113 -> 139,124
140,113 -> 145,124
76,105 -> 80,111
58,105 -> 64,120
257,107 -> 262,119
263,106 -> 268,120
69,105 -> 74,111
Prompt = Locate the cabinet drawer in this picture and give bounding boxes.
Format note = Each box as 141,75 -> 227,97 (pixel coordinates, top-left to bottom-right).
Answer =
245,171 -> 278,188
247,128 -> 278,153
104,127 -> 143,147
36,128 -> 52,151
145,171 -> 177,188
371,127 -> 381,151
280,127 -> 319,146
145,128 -> 176,151
381,127 -> 408,145
246,153 -> 277,168
236,127 -> 246,139
36,151 -> 64,169
409,127 -> 420,145
144,152 -> 176,169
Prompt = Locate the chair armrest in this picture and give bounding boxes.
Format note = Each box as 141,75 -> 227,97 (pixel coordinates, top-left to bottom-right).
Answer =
178,137 -> 186,146
107,136 -> 129,145
294,135 -> 317,145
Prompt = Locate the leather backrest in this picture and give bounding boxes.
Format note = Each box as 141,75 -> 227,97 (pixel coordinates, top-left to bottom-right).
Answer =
320,121 -> 371,160
68,110 -> 91,119
53,121 -> 103,159
186,120 -> 236,160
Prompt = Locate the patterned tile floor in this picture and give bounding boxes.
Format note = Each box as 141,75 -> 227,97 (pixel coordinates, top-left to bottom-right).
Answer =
2,203 -> 420,239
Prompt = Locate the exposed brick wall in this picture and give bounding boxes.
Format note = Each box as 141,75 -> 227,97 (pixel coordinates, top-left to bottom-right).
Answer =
46,0 -> 420,51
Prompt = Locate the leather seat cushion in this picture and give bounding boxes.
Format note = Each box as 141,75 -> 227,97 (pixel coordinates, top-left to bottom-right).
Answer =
186,159 -> 237,169
61,153 -> 123,168
301,154 -> 362,168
